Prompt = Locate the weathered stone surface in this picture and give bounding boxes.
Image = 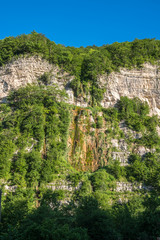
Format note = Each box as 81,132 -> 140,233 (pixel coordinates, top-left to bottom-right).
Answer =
119,121 -> 142,139
0,56 -> 53,99
116,181 -> 153,192
4,185 -> 17,192
111,139 -> 130,165
111,139 -> 128,151
100,63 -> 160,115
134,146 -> 155,157
116,182 -> 143,192
0,56 -> 90,107
0,56 -> 75,104
112,152 -> 130,166
135,146 -> 150,156
1,58 -> 160,115
67,108 -> 108,171
1,57 -> 159,172
46,180 -> 82,192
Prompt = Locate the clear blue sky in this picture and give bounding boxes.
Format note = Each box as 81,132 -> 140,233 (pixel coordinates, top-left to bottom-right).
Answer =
0,0 -> 160,47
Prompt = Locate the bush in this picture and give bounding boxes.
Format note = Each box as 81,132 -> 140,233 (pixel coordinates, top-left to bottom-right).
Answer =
90,169 -> 115,191
96,116 -> 103,128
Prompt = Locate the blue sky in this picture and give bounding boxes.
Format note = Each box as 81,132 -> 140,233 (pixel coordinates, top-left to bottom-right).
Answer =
0,0 -> 160,47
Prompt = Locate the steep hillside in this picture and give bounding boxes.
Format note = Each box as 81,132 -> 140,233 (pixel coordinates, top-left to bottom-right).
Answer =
1,33 -> 160,239
0,32 -> 160,108
1,56 -> 160,114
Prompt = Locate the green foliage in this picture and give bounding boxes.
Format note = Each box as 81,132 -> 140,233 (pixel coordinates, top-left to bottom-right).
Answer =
7,84 -> 67,109
11,152 -> 27,187
0,85 -> 71,185
117,96 -> 160,147
126,153 -> 160,190
136,132 -> 160,148
69,77 -> 82,98
76,196 -> 120,240
66,172 -> 83,187
2,188 -> 35,228
106,160 -> 126,180
117,96 -> 149,122
140,195 -> 160,237
2,189 -> 160,240
0,134 -> 16,180
2,203 -> 89,240
127,157 -> 149,182
96,116 -> 103,128
112,196 -> 145,239
25,151 -> 42,187
1,35 -> 160,239
77,179 -> 92,197
41,189 -> 66,207
90,169 -> 116,191
38,72 -> 52,85
103,107 -> 119,123
1,33 -> 160,105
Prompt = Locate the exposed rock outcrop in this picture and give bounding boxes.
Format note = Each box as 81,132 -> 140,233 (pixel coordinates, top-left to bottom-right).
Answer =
0,57 -> 159,171
116,181 -> 152,192
47,180 -> 82,192
67,108 -> 108,171
0,57 -> 160,115
100,63 -> 160,115
0,56 -> 74,104
116,182 -> 143,192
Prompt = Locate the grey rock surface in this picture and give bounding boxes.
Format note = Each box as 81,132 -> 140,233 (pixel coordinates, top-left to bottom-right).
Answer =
100,63 -> 160,115
1,58 -> 160,115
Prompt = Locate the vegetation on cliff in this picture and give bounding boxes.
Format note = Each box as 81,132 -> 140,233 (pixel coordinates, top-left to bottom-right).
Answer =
0,84 -> 160,239
0,31 -> 160,104
1,33 -> 160,239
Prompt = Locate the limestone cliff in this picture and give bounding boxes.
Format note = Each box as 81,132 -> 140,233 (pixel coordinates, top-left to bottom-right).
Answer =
0,57 -> 160,114
1,56 -> 159,172
0,56 -> 74,104
1,56 -> 160,197
100,63 -> 160,115
67,107 -> 156,171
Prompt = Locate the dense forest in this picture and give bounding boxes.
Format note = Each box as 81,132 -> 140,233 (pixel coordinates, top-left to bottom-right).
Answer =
0,33 -> 160,239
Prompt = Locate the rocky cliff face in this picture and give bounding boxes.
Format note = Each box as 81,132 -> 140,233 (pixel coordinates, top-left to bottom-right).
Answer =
67,108 -> 156,171
67,108 -> 108,171
0,56 -> 74,103
1,56 -> 159,172
0,57 -> 160,115
100,63 -> 160,115
1,56 -> 159,195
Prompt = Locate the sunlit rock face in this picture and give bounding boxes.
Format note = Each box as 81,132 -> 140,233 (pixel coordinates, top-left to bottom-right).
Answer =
0,57 -> 160,115
0,56 -> 74,103
0,56 -> 53,98
99,63 -> 160,115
